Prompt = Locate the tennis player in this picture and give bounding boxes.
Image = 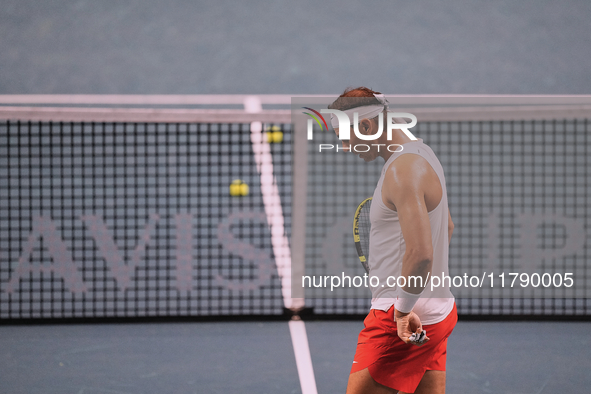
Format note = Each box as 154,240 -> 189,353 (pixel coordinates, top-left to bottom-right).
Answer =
329,87 -> 456,394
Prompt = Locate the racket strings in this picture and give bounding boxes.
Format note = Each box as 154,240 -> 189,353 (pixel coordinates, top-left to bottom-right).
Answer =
358,202 -> 372,261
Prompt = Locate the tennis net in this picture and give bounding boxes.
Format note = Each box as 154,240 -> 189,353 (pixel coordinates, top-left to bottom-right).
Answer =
1,95 -> 590,320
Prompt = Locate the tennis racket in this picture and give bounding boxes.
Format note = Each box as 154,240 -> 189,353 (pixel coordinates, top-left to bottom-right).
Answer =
353,197 -> 372,274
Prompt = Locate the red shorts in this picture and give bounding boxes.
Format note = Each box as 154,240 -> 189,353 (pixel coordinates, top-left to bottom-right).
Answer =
351,303 -> 457,393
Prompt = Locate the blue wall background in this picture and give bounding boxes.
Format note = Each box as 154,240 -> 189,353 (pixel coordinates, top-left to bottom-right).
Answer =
1,0 -> 590,94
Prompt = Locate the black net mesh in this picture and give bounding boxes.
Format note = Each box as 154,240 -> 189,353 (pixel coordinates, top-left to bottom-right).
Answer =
0,121 -> 290,318
304,118 -> 591,316
1,117 -> 589,320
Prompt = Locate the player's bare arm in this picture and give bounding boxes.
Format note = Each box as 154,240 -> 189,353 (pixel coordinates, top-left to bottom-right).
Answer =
448,210 -> 454,244
382,154 -> 442,291
382,154 -> 442,344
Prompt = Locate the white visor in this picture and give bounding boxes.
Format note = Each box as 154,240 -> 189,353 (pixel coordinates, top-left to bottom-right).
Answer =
329,93 -> 391,129
330,105 -> 384,129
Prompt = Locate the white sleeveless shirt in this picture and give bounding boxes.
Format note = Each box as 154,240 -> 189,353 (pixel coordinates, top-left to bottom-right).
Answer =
369,139 -> 454,325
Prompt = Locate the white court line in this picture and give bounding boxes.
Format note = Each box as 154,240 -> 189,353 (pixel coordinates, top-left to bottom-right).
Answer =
289,319 -> 319,394
245,96 -> 304,311
246,96 -> 316,394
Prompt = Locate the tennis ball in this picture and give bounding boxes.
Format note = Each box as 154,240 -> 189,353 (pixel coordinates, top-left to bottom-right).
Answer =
239,183 -> 249,196
272,131 -> 283,143
229,179 -> 249,196
265,126 -> 283,143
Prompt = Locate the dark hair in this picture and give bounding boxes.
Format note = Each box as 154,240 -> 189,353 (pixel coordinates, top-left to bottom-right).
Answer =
328,86 -> 383,111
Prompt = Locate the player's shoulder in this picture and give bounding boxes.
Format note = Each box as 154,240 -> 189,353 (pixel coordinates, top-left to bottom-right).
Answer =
385,153 -> 430,184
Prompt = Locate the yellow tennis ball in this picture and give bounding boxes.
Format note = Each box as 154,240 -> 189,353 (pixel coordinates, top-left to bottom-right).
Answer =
271,131 -> 283,143
229,179 -> 249,196
239,182 -> 249,196
265,126 -> 283,143
229,179 -> 242,196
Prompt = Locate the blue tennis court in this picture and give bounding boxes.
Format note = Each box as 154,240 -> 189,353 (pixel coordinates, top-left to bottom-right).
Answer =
1,321 -> 589,393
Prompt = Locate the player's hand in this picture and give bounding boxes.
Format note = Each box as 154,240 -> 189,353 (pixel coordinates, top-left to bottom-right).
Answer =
394,309 -> 429,346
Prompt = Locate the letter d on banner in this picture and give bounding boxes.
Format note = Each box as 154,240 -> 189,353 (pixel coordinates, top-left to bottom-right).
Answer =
516,213 -> 586,270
